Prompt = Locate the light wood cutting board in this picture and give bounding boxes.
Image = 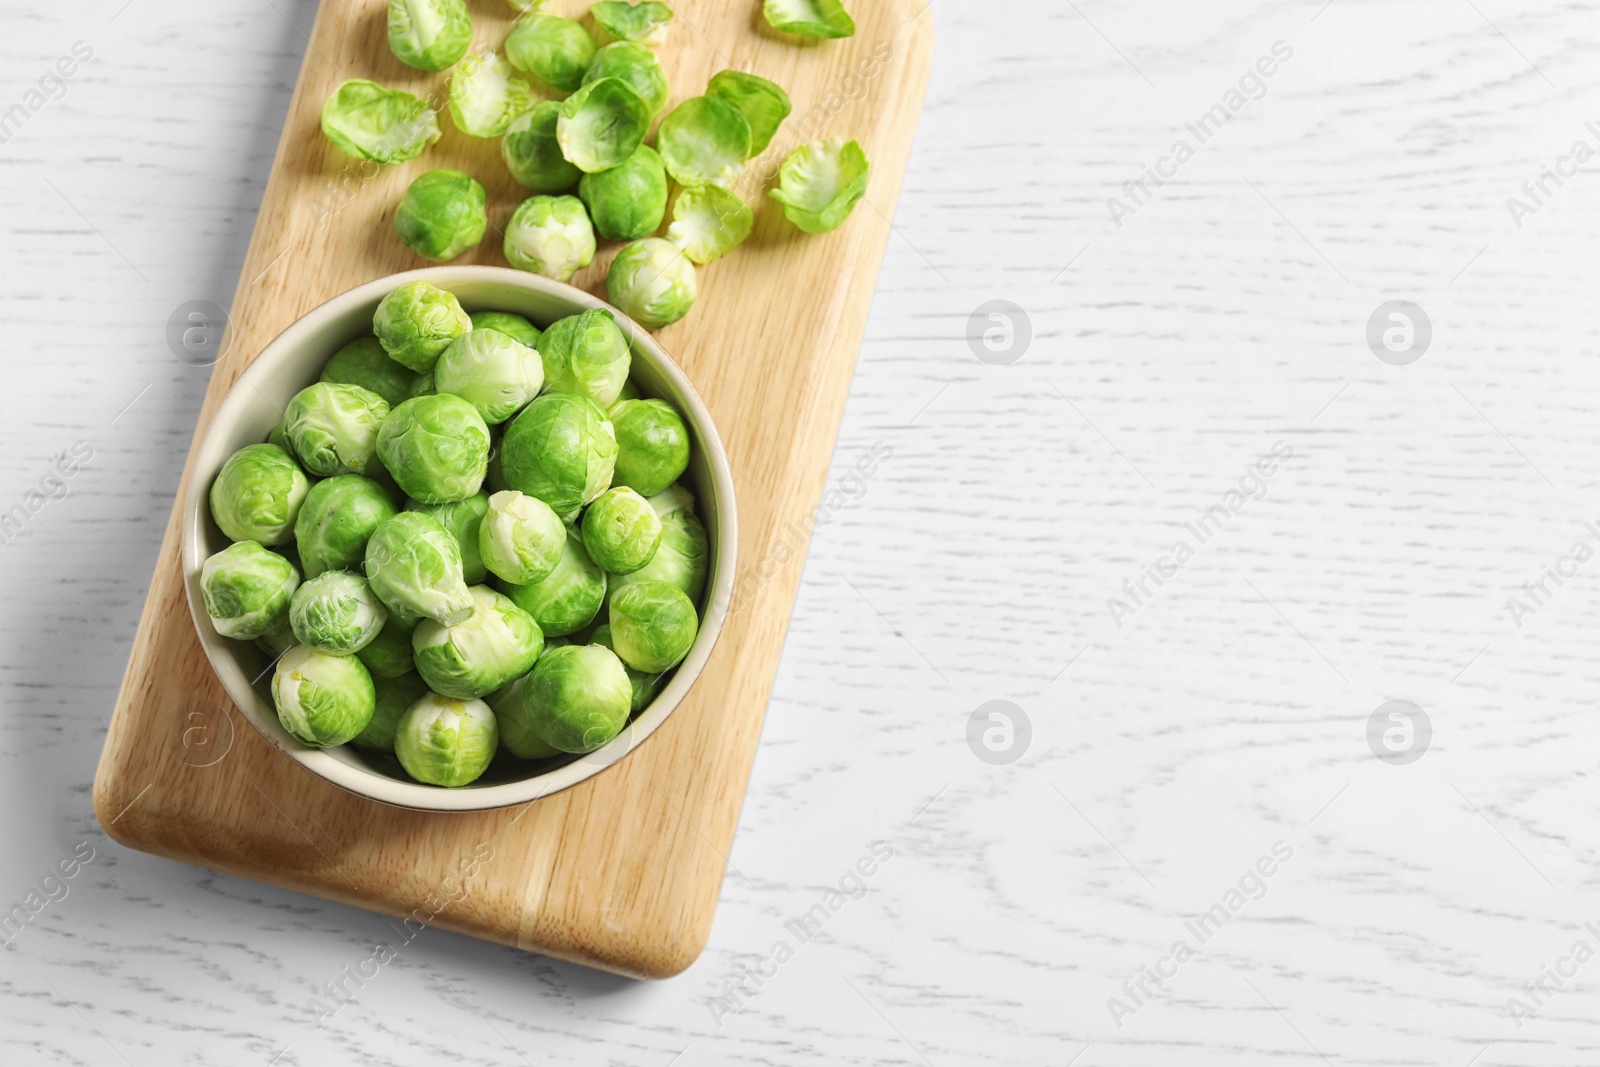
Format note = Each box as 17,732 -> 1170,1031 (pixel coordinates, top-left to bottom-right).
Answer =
90,0 -> 932,978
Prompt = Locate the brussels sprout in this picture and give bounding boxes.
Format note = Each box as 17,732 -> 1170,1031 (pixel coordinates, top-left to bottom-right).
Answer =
500,528 -> 607,636
505,0 -> 544,10
320,80 -> 441,164
387,0 -> 473,70
200,540 -> 300,640
320,337 -> 421,408
557,78 -> 651,173
365,511 -> 476,625
500,393 -> 617,517
486,674 -> 561,758
591,0 -> 674,45
770,138 -> 869,234
578,145 -> 668,242
267,419 -> 293,454
583,42 -> 669,119
522,643 -> 632,753
706,70 -> 790,158
449,51 -> 536,138
353,670 -> 429,754
657,96 -> 751,187
503,195 -> 596,282
209,443 -> 309,545
394,692 -> 499,786
505,14 -> 597,93
373,281 -> 472,373
470,311 -> 542,349
613,378 -> 642,406
434,329 -> 544,425
762,0 -> 855,38
413,585 -> 544,698
376,394 -> 490,504
282,383 -> 389,478
609,398 -> 690,496
294,474 -> 398,579
539,309 -> 631,406
589,623 -> 663,712
666,184 -> 752,265
406,490 -> 491,584
609,579 -> 697,672
289,570 -> 388,655
582,487 -> 661,574
272,645 -> 376,748
355,613 -> 419,678
480,490 -> 566,585
395,169 -> 488,262
502,102 -> 584,193
608,484 -> 709,604
408,372 -> 437,399
607,238 -> 698,329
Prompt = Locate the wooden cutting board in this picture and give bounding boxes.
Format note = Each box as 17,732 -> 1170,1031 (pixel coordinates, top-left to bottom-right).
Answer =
90,0 -> 932,978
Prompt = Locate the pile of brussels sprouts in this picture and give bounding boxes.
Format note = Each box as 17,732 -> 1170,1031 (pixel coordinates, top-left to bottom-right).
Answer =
199,281 -> 711,788
319,0 -> 870,328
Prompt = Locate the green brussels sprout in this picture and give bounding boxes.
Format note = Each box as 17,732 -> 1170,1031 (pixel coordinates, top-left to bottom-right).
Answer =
282,383 -> 390,478
612,378 -> 642,406
394,692 -> 499,786
608,484 -> 708,604
609,398 -> 689,496
522,643 -> 631,752
355,613 -> 419,678
582,42 -> 669,118
373,281 -> 472,373
557,77 -> 651,173
480,490 -> 566,584
267,419 -> 293,454
609,579 -> 697,672
588,623 -> 663,712
320,337 -> 422,408
500,393 -> 617,517
506,0 -> 544,10
294,474 -> 398,579
320,80 -> 442,164
770,138 -> 869,234
209,443 -> 309,546
376,394 -> 490,504
449,51 -> 536,138
539,309 -> 631,406
395,169 -> 488,262
500,528 -> 607,636
606,238 -> 698,329
387,0 -> 472,70
657,96 -> 751,188
200,540 -> 300,640
502,102 -> 584,193
413,585 -> 544,698
352,670 -> 429,754
470,311 -> 542,349
503,195 -> 596,282
486,674 -> 560,758
289,570 -> 388,655
666,184 -> 752,265
272,645 -> 376,748
590,0 -> 674,45
407,372 -> 437,399
365,511 -> 476,625
434,329 -> 544,425
578,145 -> 668,242
762,0 -> 855,38
581,487 -> 661,574
505,14 -> 597,93
406,490 -> 491,584
706,70 -> 792,157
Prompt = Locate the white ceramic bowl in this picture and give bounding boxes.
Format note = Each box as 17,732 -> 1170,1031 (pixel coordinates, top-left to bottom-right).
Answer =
181,266 -> 736,812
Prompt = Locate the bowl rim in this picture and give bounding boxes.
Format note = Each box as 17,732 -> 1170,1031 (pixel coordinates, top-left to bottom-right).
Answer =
181,265 -> 737,813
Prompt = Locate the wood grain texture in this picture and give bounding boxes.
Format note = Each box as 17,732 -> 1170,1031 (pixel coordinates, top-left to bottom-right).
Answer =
87,0 -> 933,979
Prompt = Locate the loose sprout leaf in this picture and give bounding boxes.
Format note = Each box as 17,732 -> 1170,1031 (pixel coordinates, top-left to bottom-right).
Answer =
591,1 -> 674,45
502,102 -> 584,192
320,80 -> 441,164
583,42 -> 670,119
505,14 -> 598,93
656,96 -> 752,188
666,184 -> 753,265
762,0 -> 855,39
448,52 -> 536,138
388,0 -> 474,71
768,137 -> 869,234
706,70 -> 792,157
557,77 -> 651,173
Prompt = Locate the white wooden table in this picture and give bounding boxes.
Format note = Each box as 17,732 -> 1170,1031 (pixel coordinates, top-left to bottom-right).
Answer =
3,0 -> 1596,1063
